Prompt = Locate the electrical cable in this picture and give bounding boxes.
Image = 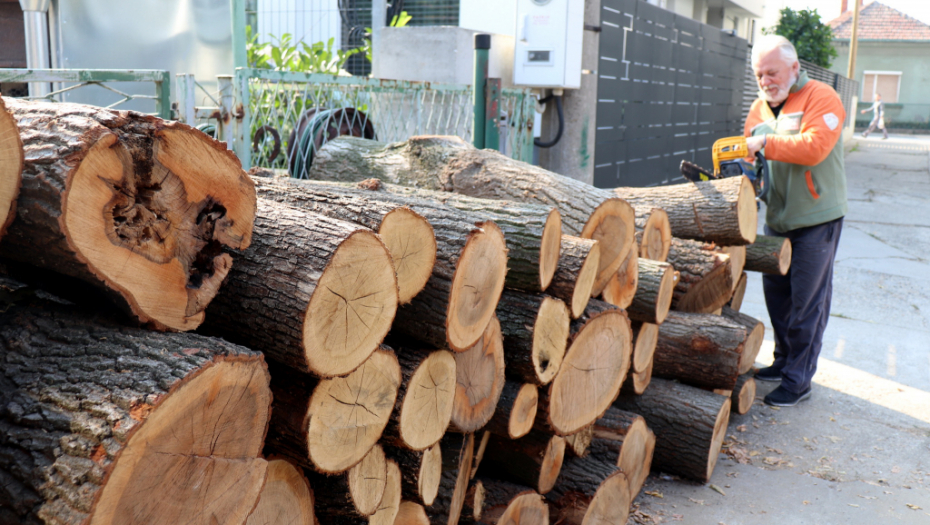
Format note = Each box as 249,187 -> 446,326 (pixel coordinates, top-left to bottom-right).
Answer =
534,94 -> 564,148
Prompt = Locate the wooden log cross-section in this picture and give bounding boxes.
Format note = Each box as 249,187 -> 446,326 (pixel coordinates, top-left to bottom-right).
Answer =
721,306 -> 765,374
547,466 -> 631,525
0,96 -> 23,242
484,381 -> 539,440
381,347 -> 457,451
472,480 -> 549,525
592,407 -> 655,500
482,431 -> 566,494
631,321 -> 659,375
636,208 -> 672,262
308,444 -> 390,520
668,237 -> 734,314
496,290 -> 570,385
385,443 -> 443,507
0,304 -> 272,525
245,460 -> 316,525
745,234 -> 793,275
549,236 -> 601,318
449,317 -> 507,433
1,98 -> 256,331
626,259 -> 675,325
602,242 -> 638,309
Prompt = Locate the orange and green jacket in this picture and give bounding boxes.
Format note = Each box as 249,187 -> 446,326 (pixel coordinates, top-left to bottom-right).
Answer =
744,70 -> 848,232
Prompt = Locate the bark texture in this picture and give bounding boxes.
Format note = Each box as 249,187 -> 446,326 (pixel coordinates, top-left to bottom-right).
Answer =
626,259 -> 674,325
728,272 -> 748,311
720,306 -> 765,374
668,237 -> 734,313
482,431 -> 565,494
744,234 -> 792,275
653,312 -> 747,391
484,382 -> 538,440
496,290 -> 569,385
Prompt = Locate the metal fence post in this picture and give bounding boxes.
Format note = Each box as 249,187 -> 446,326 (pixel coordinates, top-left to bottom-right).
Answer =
485,78 -> 501,152
230,0 -> 248,70
473,34 -> 491,149
217,75 -> 234,148
233,68 -> 252,170
175,73 -> 195,124
155,70 -> 172,120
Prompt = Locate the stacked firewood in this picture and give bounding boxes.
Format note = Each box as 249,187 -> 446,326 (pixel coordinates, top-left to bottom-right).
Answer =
0,98 -> 792,525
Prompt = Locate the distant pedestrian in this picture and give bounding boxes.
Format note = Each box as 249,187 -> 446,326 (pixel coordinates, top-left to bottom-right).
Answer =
860,93 -> 888,139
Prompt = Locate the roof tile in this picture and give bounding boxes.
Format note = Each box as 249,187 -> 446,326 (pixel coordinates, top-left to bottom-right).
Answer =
829,1 -> 930,41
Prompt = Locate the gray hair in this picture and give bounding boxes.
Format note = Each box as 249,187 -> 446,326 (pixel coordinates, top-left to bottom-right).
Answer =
751,35 -> 799,66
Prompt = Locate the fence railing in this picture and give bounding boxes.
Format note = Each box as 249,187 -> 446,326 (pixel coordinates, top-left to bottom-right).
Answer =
0,69 -> 171,119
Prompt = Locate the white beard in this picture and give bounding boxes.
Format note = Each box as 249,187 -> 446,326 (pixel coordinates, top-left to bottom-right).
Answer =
759,73 -> 799,104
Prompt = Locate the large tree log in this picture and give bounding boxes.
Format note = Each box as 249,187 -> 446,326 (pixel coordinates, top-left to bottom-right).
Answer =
308,444 -> 388,520
249,174 -> 435,304
547,467 -> 630,525
626,259 -> 674,325
427,433 -> 475,525
539,300 -> 632,436
1,98 -> 256,331
613,176 -> 757,245
246,460 -> 316,525
668,237 -> 734,313
307,136 -> 636,297
631,322 -> 658,375
548,236 -> 600,318
613,378 -> 731,482
653,311 -> 747,391
601,242 -> 638,309
472,480 -> 548,525
0,96 -> 23,242
496,290 -> 570,385
592,407 -> 655,500
482,431 -> 566,494
745,234 -> 792,275
382,347 -> 456,451
203,199 -> 397,376
0,303 -> 271,525
728,271 -> 748,311
384,443 -> 442,507
720,306 -> 765,374
484,382 -> 538,440
449,317 -> 507,433
636,208 -> 671,262
264,349 -> 401,474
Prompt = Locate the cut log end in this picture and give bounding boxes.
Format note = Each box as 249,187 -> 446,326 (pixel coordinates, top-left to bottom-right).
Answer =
624,358 -> 653,395
307,348 -> 401,473
579,471 -> 631,525
380,207 -> 436,304
394,501 -> 430,525
245,460 -> 315,525
729,272 -> 748,311
640,208 -> 671,262
0,96 -> 23,241
602,245 -> 638,310
447,221 -> 508,351
399,350 -> 457,450
540,436 -> 566,494
732,374 -> 757,415
707,398 -> 732,481
736,176 -> 759,244
509,383 -> 540,439
539,208 -> 563,290
614,421 -> 653,501
349,444 -> 388,516
451,317 -> 506,433
583,198 -> 636,296
497,492 -> 550,525
419,443 -> 443,506
574,241 -> 601,313
632,322 -> 658,375
551,236 -> 600,318
369,460 -> 402,525
534,296 -> 571,384
302,230 -> 399,377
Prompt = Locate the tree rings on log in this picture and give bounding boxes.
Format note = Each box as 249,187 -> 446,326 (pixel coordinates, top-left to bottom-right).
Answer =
549,235 -> 601,318
378,207 -> 437,303
497,291 -> 570,385
350,444 -> 389,515
582,198 -> 636,297
602,241 -> 638,309
394,349 -> 457,450
638,208 -> 671,262
0,96 -> 23,241
631,322 -> 658,375
245,459 -> 315,525
745,234 -> 792,275
450,317 -> 507,433
730,373 -> 757,415
447,221 -> 508,351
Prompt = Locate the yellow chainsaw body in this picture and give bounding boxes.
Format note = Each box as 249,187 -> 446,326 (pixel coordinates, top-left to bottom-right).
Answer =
712,136 -> 749,177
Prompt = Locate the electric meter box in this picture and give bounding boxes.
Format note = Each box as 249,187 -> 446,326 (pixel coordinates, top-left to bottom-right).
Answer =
513,0 -> 584,89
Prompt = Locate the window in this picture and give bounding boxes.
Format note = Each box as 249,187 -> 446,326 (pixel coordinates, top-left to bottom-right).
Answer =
862,71 -> 901,103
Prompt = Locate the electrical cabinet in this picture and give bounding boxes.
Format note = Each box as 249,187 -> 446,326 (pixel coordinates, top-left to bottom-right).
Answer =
512,0 -> 584,89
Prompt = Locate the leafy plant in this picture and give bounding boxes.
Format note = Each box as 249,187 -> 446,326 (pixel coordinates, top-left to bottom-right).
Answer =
763,8 -> 838,68
246,25 -> 359,75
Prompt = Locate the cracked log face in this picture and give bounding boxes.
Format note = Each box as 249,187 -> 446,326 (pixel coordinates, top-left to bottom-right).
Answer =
245,459 -> 316,525
447,221 -> 508,351
349,444 -> 388,515
602,244 -> 637,310
379,207 -> 437,303
0,96 -> 22,240
451,317 -> 507,432
307,348 -> 401,473
581,198 -> 635,297
398,350 -> 457,450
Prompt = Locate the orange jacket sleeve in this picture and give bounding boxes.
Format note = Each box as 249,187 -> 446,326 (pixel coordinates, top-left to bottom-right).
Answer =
764,85 -> 846,167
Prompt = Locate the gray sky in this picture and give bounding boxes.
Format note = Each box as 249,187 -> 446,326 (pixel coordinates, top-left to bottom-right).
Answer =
761,0 -> 930,27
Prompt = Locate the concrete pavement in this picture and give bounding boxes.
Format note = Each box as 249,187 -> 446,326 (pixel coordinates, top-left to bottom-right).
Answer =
627,135 -> 930,524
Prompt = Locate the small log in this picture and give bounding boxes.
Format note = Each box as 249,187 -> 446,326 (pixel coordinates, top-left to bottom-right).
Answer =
626,259 -> 675,325
0,303 -> 271,524
548,468 -> 630,525
0,96 -> 23,242
631,322 -> 658,375
621,357 -> 653,395
265,349 -> 401,474
613,378 -> 731,482
613,176 -> 757,245
601,242 -> 638,309
428,433 -> 475,525
482,431 -> 566,494
203,199 -> 398,377
472,480 -> 548,525
653,311 -> 747,391
728,271 -> 748,311
730,373 -> 757,415
382,348 -> 456,451
636,208 -> 671,261
464,481 -> 485,522
668,237 -> 734,313
548,236 -> 600,318
246,460 -> 316,525
496,290 -> 570,385
384,443 -> 442,507
745,234 -> 792,275
2,97 -> 256,331
565,425 -> 594,458
484,382 -> 538,440
720,306 -> 765,374
592,407 -> 655,500
395,501 -> 430,525
449,317 -> 507,433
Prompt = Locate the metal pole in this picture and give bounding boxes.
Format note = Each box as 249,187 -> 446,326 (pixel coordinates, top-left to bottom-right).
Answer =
19,0 -> 51,98
217,75 -> 234,148
176,74 -> 196,124
485,78 -> 501,152
846,0 -> 861,80
473,34 -> 491,149
233,69 -> 252,170
155,70 -> 172,120
231,0 -> 248,70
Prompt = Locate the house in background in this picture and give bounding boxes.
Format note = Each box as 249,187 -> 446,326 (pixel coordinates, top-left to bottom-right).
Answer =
829,1 -> 930,130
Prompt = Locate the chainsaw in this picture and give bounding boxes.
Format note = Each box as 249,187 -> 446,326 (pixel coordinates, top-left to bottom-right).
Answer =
681,136 -> 771,201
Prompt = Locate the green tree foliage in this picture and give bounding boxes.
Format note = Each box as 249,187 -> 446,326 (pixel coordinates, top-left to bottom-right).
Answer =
763,8 -> 838,68
246,26 -> 359,74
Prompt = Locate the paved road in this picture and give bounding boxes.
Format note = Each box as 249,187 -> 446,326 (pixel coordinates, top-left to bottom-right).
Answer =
628,135 -> 930,524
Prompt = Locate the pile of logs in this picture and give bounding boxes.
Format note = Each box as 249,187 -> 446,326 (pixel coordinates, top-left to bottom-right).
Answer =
0,97 -> 794,525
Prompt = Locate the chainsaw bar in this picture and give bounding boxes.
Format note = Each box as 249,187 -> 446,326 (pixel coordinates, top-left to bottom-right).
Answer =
680,160 -> 718,183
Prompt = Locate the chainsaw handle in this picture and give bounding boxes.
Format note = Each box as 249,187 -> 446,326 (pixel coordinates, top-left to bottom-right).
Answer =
754,152 -> 771,202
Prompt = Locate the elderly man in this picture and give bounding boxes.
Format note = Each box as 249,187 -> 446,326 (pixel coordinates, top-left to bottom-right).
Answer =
744,35 -> 847,407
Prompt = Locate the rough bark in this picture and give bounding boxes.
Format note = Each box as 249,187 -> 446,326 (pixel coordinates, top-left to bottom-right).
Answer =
720,306 -> 765,374
627,259 -> 675,325
1,98 -> 256,331
482,431 -> 566,494
636,208 -> 671,262
730,373 -> 757,415
381,348 -> 456,451
0,96 -> 23,242
631,322 -> 658,375
745,234 -> 792,275
718,245 -> 746,293
0,302 -> 271,525
601,241 -> 638,309
613,378 -> 731,483
653,311 -> 747,391
484,382 -> 538,440
728,272 -> 748,311
308,136 -> 636,298
449,317 -> 507,433
203,199 -> 398,377
547,468 -> 630,525
496,290 -> 570,385
613,176 -> 757,245
246,460 -> 316,525
384,443 -> 442,507
592,407 -> 655,500
668,237 -> 734,313
548,236 -> 600,318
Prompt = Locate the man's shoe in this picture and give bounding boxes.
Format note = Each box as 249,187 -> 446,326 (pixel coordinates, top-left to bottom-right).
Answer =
754,366 -> 782,382
764,386 -> 812,407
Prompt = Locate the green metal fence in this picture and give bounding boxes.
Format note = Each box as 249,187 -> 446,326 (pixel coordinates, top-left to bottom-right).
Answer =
231,68 -> 536,173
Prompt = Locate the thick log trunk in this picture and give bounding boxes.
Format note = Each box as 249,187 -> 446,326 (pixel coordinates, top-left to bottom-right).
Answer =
2,98 -> 256,331
308,136 -> 635,298
539,300 -> 632,436
720,306 -> 765,374
0,97 -> 23,241
249,175 -> 435,304
496,290 -> 570,385
668,237 -> 734,313
0,303 -> 271,525
613,378 -> 731,483
613,176 -> 757,245
264,349 -> 401,474
621,357 -> 653,395
385,443 -> 442,507
636,208 -> 671,262
547,467 -> 630,525
627,259 -> 674,325
246,460 -> 316,525
548,236 -> 600,318
653,311 -> 747,391
427,433 -> 475,525
728,271 -> 748,311
482,431 -> 566,494
484,382 -> 538,440
745,234 -> 792,275
309,444 -> 389,519
472,480 -> 547,525
203,199 -> 397,377
592,407 -> 655,500
602,242 -> 638,309
382,348 -> 456,451
449,317 -> 507,433
631,322 -> 658,374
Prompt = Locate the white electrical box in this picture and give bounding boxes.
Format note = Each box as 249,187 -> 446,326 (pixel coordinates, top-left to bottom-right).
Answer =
513,0 -> 584,89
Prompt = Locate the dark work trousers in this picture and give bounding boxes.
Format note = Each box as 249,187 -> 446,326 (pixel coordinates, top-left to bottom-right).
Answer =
762,217 -> 843,394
